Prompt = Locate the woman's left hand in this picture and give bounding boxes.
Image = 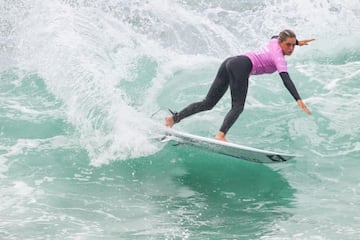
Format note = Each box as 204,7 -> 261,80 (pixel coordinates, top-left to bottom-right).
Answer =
298,38 -> 316,46
297,99 -> 312,115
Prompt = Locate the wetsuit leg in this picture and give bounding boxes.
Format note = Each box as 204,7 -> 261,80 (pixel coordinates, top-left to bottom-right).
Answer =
173,58 -> 232,123
219,56 -> 252,134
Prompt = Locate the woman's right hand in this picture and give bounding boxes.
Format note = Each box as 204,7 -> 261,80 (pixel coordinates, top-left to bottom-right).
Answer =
297,99 -> 312,115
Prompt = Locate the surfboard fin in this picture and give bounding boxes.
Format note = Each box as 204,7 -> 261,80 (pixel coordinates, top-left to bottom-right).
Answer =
160,135 -> 170,142
168,109 -> 180,123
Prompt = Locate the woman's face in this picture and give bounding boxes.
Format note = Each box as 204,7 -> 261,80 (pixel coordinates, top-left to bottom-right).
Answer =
279,37 -> 296,56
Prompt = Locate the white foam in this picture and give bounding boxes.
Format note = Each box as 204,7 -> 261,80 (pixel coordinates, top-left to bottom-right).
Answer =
13,181 -> 34,196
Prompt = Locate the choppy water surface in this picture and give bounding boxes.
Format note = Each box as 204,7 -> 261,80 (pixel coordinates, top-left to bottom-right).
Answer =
1,0 -> 359,239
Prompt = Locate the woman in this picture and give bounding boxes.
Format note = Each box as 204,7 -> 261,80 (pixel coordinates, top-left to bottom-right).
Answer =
165,29 -> 315,141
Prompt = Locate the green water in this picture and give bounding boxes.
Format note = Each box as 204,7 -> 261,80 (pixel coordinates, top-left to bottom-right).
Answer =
1,0 -> 359,239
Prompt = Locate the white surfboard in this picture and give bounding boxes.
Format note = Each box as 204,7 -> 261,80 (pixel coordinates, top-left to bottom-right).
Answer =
163,128 -> 298,163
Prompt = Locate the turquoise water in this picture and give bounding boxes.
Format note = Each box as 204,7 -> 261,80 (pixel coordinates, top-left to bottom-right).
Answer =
1,0 -> 360,239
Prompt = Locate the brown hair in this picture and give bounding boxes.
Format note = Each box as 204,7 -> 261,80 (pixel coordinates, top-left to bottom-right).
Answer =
278,29 -> 296,42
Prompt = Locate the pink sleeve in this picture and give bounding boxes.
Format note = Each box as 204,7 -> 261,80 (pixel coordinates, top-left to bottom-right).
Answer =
270,40 -> 288,73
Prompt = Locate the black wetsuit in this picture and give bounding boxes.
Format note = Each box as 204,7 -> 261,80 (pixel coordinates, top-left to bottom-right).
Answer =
172,55 -> 301,134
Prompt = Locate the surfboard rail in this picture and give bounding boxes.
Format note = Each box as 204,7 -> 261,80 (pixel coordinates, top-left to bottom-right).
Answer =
163,128 -> 298,163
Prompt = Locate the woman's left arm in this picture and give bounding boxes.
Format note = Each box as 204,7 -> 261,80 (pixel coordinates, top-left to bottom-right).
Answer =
297,38 -> 316,46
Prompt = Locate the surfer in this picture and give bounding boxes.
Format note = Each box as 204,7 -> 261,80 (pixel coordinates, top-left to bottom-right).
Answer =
165,29 -> 315,141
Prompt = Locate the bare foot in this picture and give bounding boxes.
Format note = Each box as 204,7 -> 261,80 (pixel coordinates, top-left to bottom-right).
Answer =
215,131 -> 227,141
165,116 -> 175,127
